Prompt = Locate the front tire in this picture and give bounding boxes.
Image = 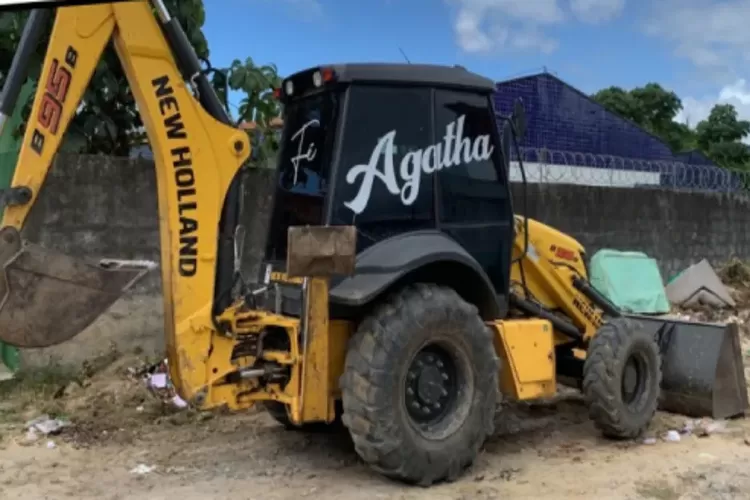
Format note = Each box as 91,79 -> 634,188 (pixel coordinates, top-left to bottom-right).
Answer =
582,316 -> 662,439
340,284 -> 499,486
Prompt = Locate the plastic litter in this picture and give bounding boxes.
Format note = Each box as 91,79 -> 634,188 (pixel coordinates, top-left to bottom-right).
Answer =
171,395 -> 188,409
149,373 -> 167,389
665,430 -> 681,442
130,464 -> 156,475
136,358 -> 190,410
25,415 -> 69,436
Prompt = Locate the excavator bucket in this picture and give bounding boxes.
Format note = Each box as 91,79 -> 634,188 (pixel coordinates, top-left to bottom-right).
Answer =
629,314 -> 749,419
0,227 -> 154,348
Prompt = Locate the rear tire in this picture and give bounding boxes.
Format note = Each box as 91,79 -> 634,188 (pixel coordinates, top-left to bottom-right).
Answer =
340,283 -> 499,486
582,316 -> 662,439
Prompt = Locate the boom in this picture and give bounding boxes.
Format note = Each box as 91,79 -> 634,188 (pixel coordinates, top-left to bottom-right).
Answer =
0,1 -> 251,406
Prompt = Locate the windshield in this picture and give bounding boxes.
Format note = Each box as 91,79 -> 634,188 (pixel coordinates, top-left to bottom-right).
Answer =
264,91 -> 339,263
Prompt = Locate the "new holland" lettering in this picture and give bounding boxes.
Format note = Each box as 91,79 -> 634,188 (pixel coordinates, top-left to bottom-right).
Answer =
152,75 -> 199,277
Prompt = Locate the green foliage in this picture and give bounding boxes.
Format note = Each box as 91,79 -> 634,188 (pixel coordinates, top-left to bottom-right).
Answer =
0,2 -> 283,166
592,83 -> 697,153
0,1 -> 210,156
592,84 -> 750,171
225,57 -> 282,168
695,104 -> 750,170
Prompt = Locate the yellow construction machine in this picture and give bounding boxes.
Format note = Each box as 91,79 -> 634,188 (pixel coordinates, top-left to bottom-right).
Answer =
0,0 -> 746,486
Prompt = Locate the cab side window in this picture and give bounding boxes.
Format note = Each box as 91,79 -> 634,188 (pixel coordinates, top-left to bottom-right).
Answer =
334,85 -> 434,251
434,90 -> 507,224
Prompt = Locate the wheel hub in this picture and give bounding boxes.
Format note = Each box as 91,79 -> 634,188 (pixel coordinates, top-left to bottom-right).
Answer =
405,345 -> 456,424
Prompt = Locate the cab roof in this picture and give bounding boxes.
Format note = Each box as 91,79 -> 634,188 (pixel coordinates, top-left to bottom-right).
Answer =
288,63 -> 496,93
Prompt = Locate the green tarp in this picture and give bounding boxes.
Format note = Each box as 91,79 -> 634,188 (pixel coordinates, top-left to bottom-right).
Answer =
589,249 -> 671,315
0,78 -> 36,374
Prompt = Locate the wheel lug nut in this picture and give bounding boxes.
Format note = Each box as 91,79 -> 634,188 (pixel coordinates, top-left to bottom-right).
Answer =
441,373 -> 449,381
427,355 -> 435,363
408,372 -> 417,380
407,388 -> 414,396
441,389 -> 448,397
436,360 -> 444,368
411,401 -> 420,409
433,403 -> 441,410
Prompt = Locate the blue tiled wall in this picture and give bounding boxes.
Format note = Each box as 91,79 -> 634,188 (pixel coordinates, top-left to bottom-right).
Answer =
492,73 -> 739,192
493,73 -> 675,161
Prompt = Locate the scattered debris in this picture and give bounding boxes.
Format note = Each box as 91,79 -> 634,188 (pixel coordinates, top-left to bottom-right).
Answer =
171,395 -> 188,409
642,437 -> 657,445
46,440 -> 56,449
149,373 -> 167,390
718,258 -> 750,288
137,358 -> 190,411
129,464 -> 156,475
26,415 -> 69,436
684,418 -> 729,437
665,430 -> 681,442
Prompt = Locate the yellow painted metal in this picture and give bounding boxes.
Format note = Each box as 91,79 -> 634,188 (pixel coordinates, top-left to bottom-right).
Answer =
1,1 -> 251,408
491,318 -> 557,400
510,215 -> 603,343
298,277 -> 332,423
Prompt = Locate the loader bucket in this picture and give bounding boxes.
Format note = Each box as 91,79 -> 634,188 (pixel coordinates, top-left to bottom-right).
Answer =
0,227 -> 154,348
627,314 -> 749,420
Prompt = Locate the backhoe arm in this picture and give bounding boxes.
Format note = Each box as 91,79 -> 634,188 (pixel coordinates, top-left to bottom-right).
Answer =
0,1 -> 252,407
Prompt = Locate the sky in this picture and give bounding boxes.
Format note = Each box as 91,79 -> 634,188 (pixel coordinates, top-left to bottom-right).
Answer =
201,0 -> 750,128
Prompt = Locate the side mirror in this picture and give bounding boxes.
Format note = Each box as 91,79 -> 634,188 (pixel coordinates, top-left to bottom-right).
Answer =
512,99 -> 527,140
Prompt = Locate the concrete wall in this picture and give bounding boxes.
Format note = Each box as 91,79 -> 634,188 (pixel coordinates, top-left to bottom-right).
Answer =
15,153 -> 750,367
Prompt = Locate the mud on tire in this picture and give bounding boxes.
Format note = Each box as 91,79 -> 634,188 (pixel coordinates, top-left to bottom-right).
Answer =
339,283 -> 500,486
582,316 -> 662,439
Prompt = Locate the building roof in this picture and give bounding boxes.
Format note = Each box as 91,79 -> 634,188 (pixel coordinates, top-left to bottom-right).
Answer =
239,117 -> 284,131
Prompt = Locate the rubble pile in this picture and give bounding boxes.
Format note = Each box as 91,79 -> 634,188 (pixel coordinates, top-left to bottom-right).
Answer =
667,259 -> 750,332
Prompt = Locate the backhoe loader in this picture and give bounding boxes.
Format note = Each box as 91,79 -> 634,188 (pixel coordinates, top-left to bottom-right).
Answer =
0,0 -> 746,487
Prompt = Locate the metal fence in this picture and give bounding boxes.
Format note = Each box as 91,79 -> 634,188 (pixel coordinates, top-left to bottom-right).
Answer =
507,147 -> 750,195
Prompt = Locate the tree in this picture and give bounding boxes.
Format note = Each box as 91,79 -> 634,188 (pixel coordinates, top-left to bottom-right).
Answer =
592,83 -> 697,153
223,57 -> 282,169
695,104 -> 750,170
591,86 -> 644,124
0,0 -> 210,155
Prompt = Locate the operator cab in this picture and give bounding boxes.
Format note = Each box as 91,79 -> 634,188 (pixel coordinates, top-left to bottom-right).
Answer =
262,63 -> 516,309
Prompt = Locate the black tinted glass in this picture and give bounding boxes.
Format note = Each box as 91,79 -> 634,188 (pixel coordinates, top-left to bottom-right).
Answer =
264,91 -> 338,262
435,90 -> 507,223
333,85 -> 434,250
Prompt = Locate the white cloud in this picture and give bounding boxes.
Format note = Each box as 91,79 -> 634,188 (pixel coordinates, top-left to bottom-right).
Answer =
449,0 -> 625,54
677,79 -> 750,142
570,0 -> 625,23
644,0 -> 750,79
643,1 -> 750,140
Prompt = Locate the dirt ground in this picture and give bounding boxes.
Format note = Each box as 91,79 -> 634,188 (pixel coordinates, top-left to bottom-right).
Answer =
2,262 -> 750,500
